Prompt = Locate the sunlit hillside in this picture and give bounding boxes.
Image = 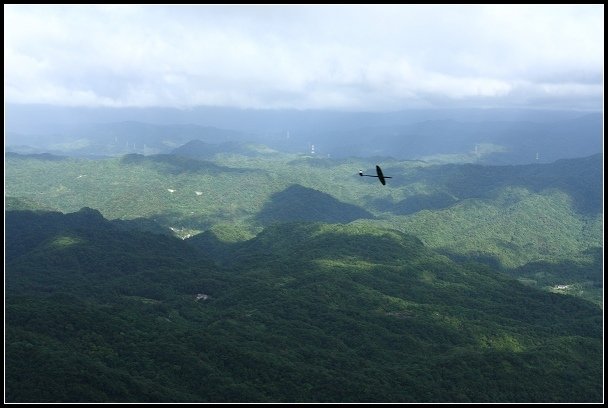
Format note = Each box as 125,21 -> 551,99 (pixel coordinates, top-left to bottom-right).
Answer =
5,151 -> 603,304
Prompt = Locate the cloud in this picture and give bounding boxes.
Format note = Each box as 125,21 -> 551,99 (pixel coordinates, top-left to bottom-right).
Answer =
4,4 -> 604,110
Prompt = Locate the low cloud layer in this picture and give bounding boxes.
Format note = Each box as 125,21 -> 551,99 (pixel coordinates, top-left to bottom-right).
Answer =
4,5 -> 603,111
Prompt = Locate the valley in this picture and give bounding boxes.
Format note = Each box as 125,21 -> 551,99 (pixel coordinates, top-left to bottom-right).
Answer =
4,110 -> 604,402
6,149 -> 603,305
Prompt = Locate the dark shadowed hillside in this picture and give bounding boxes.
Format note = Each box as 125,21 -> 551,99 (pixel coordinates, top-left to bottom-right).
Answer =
256,184 -> 374,225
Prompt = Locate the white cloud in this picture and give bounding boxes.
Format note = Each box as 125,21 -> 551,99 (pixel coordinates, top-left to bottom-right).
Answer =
4,4 -> 603,110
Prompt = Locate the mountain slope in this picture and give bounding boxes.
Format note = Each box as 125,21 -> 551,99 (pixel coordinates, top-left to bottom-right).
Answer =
171,139 -> 274,159
5,152 -> 603,302
6,104 -> 602,164
7,121 -> 253,157
256,184 -> 374,225
6,210 -> 603,402
388,153 -> 602,216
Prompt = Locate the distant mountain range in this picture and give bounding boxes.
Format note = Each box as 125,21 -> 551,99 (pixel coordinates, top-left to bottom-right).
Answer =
7,121 -> 252,157
320,114 -> 602,164
6,104 -> 602,164
171,139 -> 276,159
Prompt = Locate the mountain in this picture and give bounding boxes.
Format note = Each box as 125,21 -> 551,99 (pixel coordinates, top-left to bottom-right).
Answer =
5,151 -> 602,303
171,139 -> 276,159
5,209 -> 603,402
119,153 -> 249,175
321,113 -> 602,164
385,153 -> 603,216
6,104 -> 593,134
256,184 -> 374,225
6,104 -> 601,164
7,121 -> 253,157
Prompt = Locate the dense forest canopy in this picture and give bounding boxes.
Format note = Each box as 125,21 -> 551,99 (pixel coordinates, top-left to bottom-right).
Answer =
6,149 -> 602,304
4,106 -> 603,402
5,209 -> 603,402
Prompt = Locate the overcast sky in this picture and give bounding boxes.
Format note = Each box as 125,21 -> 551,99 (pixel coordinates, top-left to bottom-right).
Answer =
4,4 -> 604,111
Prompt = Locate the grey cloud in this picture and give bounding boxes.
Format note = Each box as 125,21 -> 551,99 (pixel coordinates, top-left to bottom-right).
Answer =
4,4 -> 603,111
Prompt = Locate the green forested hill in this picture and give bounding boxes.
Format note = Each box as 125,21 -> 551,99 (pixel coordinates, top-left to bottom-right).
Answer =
171,139 -> 273,159
5,209 -> 603,402
256,184 -> 374,225
386,154 -> 603,216
5,150 -> 602,303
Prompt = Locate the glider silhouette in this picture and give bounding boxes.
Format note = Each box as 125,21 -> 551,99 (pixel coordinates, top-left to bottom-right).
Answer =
359,165 -> 392,185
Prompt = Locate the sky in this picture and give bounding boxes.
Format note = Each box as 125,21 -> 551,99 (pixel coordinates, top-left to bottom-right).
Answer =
4,4 -> 604,111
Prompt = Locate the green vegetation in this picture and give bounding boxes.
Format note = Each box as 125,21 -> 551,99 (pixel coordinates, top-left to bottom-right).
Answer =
5,151 -> 602,303
5,209 -> 603,402
256,184 -> 374,225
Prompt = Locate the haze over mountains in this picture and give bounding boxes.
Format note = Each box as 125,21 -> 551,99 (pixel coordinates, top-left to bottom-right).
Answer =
6,104 -> 602,164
